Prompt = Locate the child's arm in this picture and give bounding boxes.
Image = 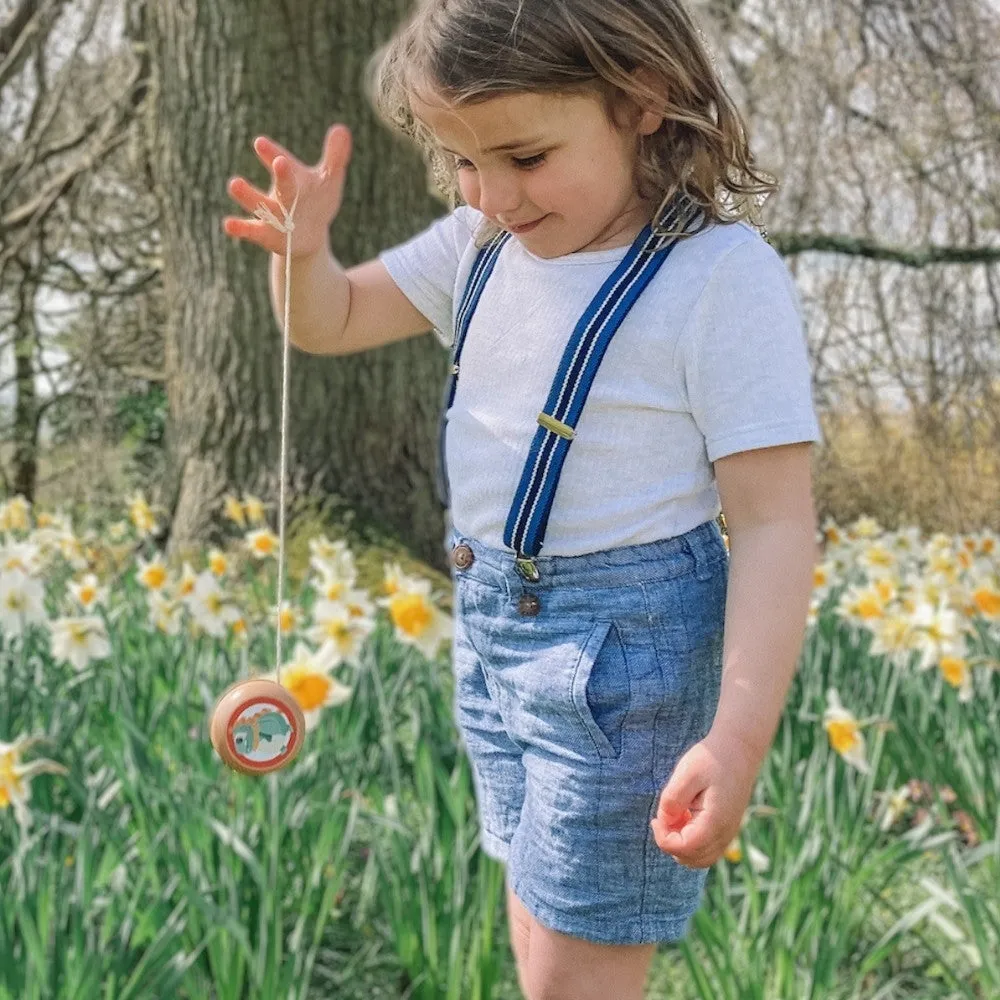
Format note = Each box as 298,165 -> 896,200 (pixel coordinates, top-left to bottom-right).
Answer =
225,126 -> 435,356
706,442 -> 820,758
651,441 -> 819,868
268,249 -> 433,356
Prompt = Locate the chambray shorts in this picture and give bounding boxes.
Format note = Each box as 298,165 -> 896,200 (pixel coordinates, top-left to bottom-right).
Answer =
445,518 -> 729,946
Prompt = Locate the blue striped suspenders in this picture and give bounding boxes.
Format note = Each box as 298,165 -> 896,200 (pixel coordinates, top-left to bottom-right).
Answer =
438,197 -> 700,581
434,229 -> 511,509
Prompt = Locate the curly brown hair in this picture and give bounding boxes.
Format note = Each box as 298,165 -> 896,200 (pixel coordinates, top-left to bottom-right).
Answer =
368,0 -> 778,246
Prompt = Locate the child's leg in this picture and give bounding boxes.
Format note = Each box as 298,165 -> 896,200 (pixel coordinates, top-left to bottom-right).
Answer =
506,875 -> 533,998
509,881 -> 656,1000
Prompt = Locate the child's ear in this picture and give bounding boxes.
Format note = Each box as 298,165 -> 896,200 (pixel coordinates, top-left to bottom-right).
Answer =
630,67 -> 668,134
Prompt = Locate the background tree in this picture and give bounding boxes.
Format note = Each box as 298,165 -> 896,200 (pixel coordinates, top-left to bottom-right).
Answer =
131,0 -> 450,566
0,0 -> 157,505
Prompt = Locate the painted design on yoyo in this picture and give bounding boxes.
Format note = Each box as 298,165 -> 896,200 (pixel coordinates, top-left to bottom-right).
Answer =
227,699 -> 298,768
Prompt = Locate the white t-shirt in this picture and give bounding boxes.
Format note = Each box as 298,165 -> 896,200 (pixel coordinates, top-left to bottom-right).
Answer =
379,205 -> 822,556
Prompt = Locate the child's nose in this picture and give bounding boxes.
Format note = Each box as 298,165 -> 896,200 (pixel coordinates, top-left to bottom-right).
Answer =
476,173 -> 522,219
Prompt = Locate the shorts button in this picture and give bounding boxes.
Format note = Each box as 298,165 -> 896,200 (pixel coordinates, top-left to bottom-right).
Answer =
451,543 -> 475,570
518,593 -> 541,617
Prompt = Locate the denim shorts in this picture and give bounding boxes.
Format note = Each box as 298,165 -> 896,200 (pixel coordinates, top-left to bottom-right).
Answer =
445,518 -> 729,946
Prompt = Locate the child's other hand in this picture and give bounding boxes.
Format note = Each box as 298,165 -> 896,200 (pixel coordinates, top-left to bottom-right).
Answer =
649,731 -> 760,868
222,124 -> 353,258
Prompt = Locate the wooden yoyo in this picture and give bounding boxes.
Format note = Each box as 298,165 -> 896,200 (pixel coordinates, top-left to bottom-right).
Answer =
210,190 -> 305,777
210,677 -> 306,776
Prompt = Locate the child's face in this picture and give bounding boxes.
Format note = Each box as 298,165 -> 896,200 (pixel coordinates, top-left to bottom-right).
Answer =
412,87 -> 662,258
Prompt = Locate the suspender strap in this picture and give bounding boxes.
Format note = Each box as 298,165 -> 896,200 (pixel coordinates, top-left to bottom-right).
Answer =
435,230 -> 511,508
504,197 -> 699,563
437,195 -> 700,569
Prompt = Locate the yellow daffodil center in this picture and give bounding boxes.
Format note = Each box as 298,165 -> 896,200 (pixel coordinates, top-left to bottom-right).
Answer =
140,565 -> 167,589
285,668 -> 331,711
939,656 -> 967,687
825,719 -> 860,755
0,751 -> 22,806
390,593 -> 432,637
973,587 -> 1000,617
253,535 -> 276,555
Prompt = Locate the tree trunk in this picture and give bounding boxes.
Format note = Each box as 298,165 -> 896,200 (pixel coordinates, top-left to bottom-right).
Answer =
13,266 -> 38,502
137,0 -> 450,569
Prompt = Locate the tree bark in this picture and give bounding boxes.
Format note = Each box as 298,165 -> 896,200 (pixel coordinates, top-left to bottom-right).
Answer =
137,0 -> 451,568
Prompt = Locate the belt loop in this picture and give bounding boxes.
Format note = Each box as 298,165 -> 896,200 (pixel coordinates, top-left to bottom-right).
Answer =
683,525 -> 713,582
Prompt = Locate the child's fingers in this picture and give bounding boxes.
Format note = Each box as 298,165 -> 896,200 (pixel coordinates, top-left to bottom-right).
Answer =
226,176 -> 272,216
253,134 -> 306,173
651,807 -> 716,865
221,216 -> 285,254
320,124 -> 352,176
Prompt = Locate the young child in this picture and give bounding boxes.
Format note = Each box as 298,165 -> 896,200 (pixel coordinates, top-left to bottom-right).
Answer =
223,1 -> 822,997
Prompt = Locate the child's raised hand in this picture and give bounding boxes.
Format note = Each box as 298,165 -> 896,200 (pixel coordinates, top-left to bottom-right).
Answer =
649,730 -> 760,868
222,124 -> 353,258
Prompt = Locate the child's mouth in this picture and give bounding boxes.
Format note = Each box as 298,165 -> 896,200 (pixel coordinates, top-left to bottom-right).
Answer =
508,215 -> 547,234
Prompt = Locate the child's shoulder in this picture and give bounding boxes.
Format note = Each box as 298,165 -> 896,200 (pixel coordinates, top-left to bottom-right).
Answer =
674,219 -> 791,297
683,218 -> 779,270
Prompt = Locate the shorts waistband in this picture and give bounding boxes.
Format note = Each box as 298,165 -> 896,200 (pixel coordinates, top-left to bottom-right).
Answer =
446,519 -> 727,593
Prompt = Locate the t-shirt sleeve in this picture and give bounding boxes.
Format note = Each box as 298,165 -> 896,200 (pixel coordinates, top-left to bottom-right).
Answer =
676,235 -> 823,462
378,204 -> 482,348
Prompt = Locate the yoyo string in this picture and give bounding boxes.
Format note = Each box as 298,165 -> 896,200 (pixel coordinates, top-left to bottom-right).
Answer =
253,189 -> 300,685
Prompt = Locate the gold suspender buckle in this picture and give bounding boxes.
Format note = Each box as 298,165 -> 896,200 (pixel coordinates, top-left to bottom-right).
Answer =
537,412 -> 575,440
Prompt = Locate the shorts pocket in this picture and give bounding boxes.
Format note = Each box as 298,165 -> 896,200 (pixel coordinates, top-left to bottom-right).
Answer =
571,621 -> 630,760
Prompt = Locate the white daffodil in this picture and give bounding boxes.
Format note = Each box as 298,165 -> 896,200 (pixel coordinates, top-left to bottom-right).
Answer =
938,652 -> 975,703
823,688 -> 870,774
0,735 -> 68,830
207,548 -> 228,577
309,536 -> 357,583
857,541 -> 899,579
876,783 -> 912,832
911,599 -> 962,672
313,585 -> 376,628
306,599 -> 375,668
242,494 -> 267,526
147,591 -> 183,636
68,573 -> 109,612
969,579 -> 1000,622
0,540 -> 42,575
175,562 -> 199,605
722,837 -> 770,873
0,569 -> 47,638
50,616 -> 111,671
274,600 -> 300,636
245,528 -> 279,560
262,642 -> 352,730
868,611 -> 923,669
835,582 -> 888,628
128,492 -> 158,538
0,496 -> 31,533
188,572 -> 241,638
222,494 -> 246,527
376,571 -> 452,661
136,555 -> 170,593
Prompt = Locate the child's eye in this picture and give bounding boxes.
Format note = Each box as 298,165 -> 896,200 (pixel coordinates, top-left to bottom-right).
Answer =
513,153 -> 546,169
450,153 -> 546,171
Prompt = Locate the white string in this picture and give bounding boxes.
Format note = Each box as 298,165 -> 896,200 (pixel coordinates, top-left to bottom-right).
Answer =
253,190 -> 299,685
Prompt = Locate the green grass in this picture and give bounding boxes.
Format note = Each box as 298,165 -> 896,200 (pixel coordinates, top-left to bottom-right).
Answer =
1,518 -> 998,999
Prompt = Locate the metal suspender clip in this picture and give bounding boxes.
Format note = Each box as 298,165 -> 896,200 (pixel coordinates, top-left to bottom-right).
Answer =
514,554 -> 540,583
